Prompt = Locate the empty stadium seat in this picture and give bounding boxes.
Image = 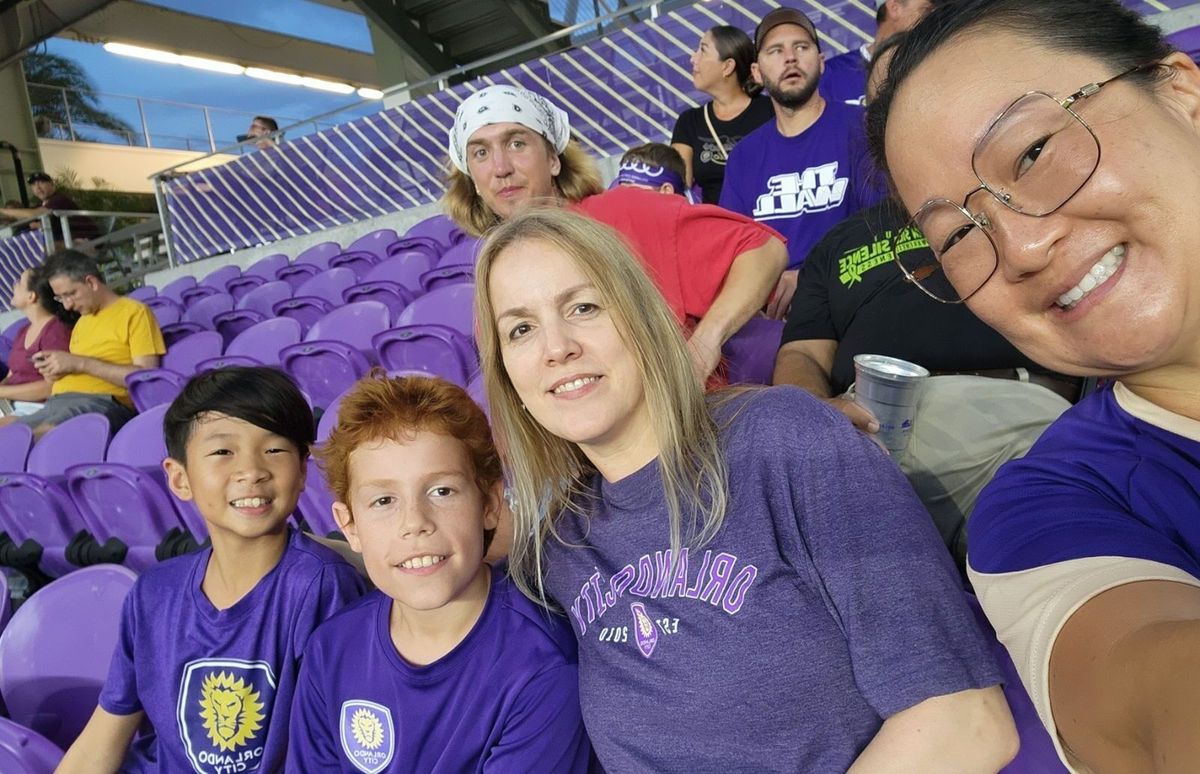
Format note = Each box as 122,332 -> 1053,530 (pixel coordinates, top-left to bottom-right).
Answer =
1,319 -> 23,342
342,280 -> 413,322
144,296 -> 183,327
194,354 -> 263,372
237,279 -> 292,318
297,464 -> 340,538
179,284 -> 223,308
182,293 -> 234,329
420,265 -> 474,292
158,275 -> 197,305
0,564 -> 137,750
159,321 -> 206,348
225,317 -> 302,366
328,250 -> 380,280
346,228 -> 399,261
364,253 -> 435,292
199,263 -> 241,291
212,309 -> 267,346
305,301 -> 390,355
404,214 -> 464,250
372,324 -> 471,387
162,330 -> 223,375
127,285 -> 157,302
280,340 -> 370,410
294,267 -> 357,307
437,238 -> 480,267
395,282 -> 474,336
0,424 -> 33,474
125,368 -> 187,413
224,273 -> 266,302
294,241 -> 342,268
0,716 -> 65,772
243,252 -> 289,279
273,296 -> 333,334
275,262 -> 321,290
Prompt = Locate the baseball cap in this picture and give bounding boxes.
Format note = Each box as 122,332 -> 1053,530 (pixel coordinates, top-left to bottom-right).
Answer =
755,7 -> 819,52
26,172 -> 52,184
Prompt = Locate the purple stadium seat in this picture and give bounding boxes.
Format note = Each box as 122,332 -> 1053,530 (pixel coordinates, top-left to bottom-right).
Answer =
199,263 -> 241,291
297,463 -> 340,537
158,275 -> 197,305
722,317 -> 784,386
342,281 -> 413,322
159,321 -> 206,348
395,282 -> 475,336
305,301 -> 390,354
27,413 -> 110,476
224,273 -> 266,302
385,242 -> 441,270
316,389 -> 347,443
275,262 -> 320,290
194,354 -> 263,372
0,564 -> 137,750
179,284 -> 222,308
294,241 -> 342,268
404,214 -> 464,250
328,250 -> 381,280
420,265 -> 474,292
438,238 -> 481,267
127,285 -> 157,302
125,368 -> 187,413
346,228 -> 399,261
162,330 -> 223,375
273,296 -> 333,334
372,325 -> 470,387
243,252 -> 289,279
226,317 -> 302,366
466,372 -> 488,417
0,717 -> 64,772
280,340 -> 370,410
0,424 -> 33,473
144,296 -> 183,327
295,267 -> 357,307
364,253 -> 435,292
212,309 -> 267,346
237,279 -> 292,317
181,293 -> 234,328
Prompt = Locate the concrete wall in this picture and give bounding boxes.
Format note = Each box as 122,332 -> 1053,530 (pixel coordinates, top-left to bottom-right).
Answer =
0,61 -> 42,207
37,139 -> 237,194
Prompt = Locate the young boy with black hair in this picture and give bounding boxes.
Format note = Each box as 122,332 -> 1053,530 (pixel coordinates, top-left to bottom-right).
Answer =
288,374 -> 589,772
59,366 -> 365,773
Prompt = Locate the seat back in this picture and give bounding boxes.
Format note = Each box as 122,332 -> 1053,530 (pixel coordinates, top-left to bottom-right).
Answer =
295,267 -> 357,307
280,341 -> 370,410
182,293 -> 234,328
347,228 -> 399,261
27,413 -> 110,477
0,711 -> 65,771
237,280 -> 292,317
179,284 -> 222,308
372,324 -> 470,386
722,317 -> 784,386
195,355 -> 263,373
273,296 -> 333,334
420,265 -> 474,292
106,403 -> 169,467
437,238 -> 480,267
466,372 -> 488,417
294,241 -> 342,268
224,274 -> 266,302
212,309 -> 267,346
328,250 -> 380,280
0,424 -> 33,473
0,472 -> 83,577
342,281 -> 412,323
162,331 -> 223,375
0,565 -> 138,749
127,285 -> 157,302
158,275 -> 197,305
125,368 -> 188,413
275,262 -> 320,290
144,296 -> 183,327
244,253 -> 289,279
395,282 -> 475,336
199,264 -> 241,290
297,463 -> 340,537
403,214 -> 463,250
305,301 -> 390,351
226,317 -> 302,366
363,253 -> 433,291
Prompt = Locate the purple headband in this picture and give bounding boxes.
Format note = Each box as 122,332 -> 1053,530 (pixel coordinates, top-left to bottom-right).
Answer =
610,161 -> 690,200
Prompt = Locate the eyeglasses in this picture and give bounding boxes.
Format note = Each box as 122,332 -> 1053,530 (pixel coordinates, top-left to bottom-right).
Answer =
52,284 -> 84,303
895,63 -> 1156,304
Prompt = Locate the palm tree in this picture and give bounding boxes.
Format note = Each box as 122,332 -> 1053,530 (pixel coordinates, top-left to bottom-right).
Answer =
23,52 -> 136,143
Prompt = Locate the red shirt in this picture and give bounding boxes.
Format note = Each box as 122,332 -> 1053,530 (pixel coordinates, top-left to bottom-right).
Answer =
572,187 -> 782,327
6,317 -> 72,385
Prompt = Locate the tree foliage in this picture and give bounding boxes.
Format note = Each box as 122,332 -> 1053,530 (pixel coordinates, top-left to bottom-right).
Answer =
23,52 -> 135,142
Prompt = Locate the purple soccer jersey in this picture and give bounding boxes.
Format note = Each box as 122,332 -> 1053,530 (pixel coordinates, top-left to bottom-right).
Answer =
287,564 -> 590,773
719,100 -> 885,270
820,46 -> 871,107
542,387 -> 1001,771
98,529 -> 365,773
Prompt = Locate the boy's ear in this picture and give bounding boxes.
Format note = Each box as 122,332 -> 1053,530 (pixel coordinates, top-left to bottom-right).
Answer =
332,502 -> 362,553
481,481 -> 504,532
163,457 -> 193,501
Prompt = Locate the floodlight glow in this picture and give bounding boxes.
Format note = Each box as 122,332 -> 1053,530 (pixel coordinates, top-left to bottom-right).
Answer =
300,76 -> 355,94
179,55 -> 245,75
246,67 -> 304,85
357,87 -> 384,100
103,42 -> 181,65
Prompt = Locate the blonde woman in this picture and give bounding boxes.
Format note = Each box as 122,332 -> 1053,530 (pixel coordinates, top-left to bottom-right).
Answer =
474,206 -> 1017,772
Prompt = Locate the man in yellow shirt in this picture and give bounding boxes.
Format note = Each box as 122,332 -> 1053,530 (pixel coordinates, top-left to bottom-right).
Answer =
0,250 -> 165,439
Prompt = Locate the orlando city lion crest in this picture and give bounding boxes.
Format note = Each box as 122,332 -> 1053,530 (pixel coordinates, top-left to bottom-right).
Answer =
340,700 -> 395,773
177,659 -> 277,774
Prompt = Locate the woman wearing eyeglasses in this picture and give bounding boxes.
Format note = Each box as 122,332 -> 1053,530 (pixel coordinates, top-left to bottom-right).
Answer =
868,1 -> 1200,771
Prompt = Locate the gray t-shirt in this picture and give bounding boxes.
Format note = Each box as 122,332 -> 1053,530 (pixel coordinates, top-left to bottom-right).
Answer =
543,386 -> 1001,772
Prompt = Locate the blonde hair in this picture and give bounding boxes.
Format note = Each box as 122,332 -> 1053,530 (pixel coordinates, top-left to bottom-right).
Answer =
442,139 -> 604,237
473,207 -> 729,604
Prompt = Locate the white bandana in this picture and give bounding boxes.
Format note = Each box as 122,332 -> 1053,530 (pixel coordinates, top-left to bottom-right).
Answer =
448,85 -> 571,174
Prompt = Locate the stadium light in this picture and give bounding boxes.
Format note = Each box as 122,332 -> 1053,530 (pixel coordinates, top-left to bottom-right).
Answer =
300,76 -> 356,94
357,87 -> 385,100
103,42 -> 181,65
246,67 -> 304,85
179,55 -> 246,75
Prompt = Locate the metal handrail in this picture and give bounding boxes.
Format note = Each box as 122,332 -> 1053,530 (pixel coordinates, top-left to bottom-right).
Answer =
1,210 -> 159,253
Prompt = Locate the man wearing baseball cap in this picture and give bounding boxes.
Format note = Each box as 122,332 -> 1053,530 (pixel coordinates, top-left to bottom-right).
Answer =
718,6 -> 885,317
822,0 -> 940,106
0,172 -> 99,246
443,84 -> 787,382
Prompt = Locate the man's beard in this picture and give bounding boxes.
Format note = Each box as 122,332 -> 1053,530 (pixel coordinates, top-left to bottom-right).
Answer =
762,71 -> 819,110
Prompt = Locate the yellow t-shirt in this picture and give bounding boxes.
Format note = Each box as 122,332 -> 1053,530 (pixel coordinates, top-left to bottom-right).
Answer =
54,296 -> 166,405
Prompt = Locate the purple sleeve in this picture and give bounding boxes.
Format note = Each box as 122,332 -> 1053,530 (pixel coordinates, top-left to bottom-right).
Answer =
785,394 -> 1001,717
291,563 -> 366,659
39,318 -> 72,354
717,146 -> 749,216
482,663 -> 590,773
286,646 -> 341,770
97,582 -> 143,716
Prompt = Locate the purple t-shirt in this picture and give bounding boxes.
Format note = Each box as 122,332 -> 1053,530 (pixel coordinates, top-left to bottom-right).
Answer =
720,100 -> 885,269
542,387 -> 1000,771
288,564 -> 590,773
820,47 -> 871,107
98,528 -> 365,773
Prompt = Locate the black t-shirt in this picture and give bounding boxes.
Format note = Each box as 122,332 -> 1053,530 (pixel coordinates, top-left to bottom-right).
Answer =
41,191 -> 99,241
671,96 -> 774,204
783,200 -> 1041,395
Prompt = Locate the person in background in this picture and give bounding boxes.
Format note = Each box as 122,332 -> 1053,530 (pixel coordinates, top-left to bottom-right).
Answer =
241,116 -> 279,150
0,266 -> 76,415
671,25 -> 774,204
474,206 -> 1017,772
821,0 -> 936,106
611,143 -> 690,198
0,172 -> 99,248
721,7 -> 885,318
869,0 -> 1200,769
443,84 -> 786,383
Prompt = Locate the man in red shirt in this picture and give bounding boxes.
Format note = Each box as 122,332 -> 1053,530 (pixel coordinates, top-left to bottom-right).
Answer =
442,86 -> 787,382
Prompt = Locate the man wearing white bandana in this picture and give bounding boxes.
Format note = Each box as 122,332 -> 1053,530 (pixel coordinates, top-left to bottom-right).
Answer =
443,85 -> 788,384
